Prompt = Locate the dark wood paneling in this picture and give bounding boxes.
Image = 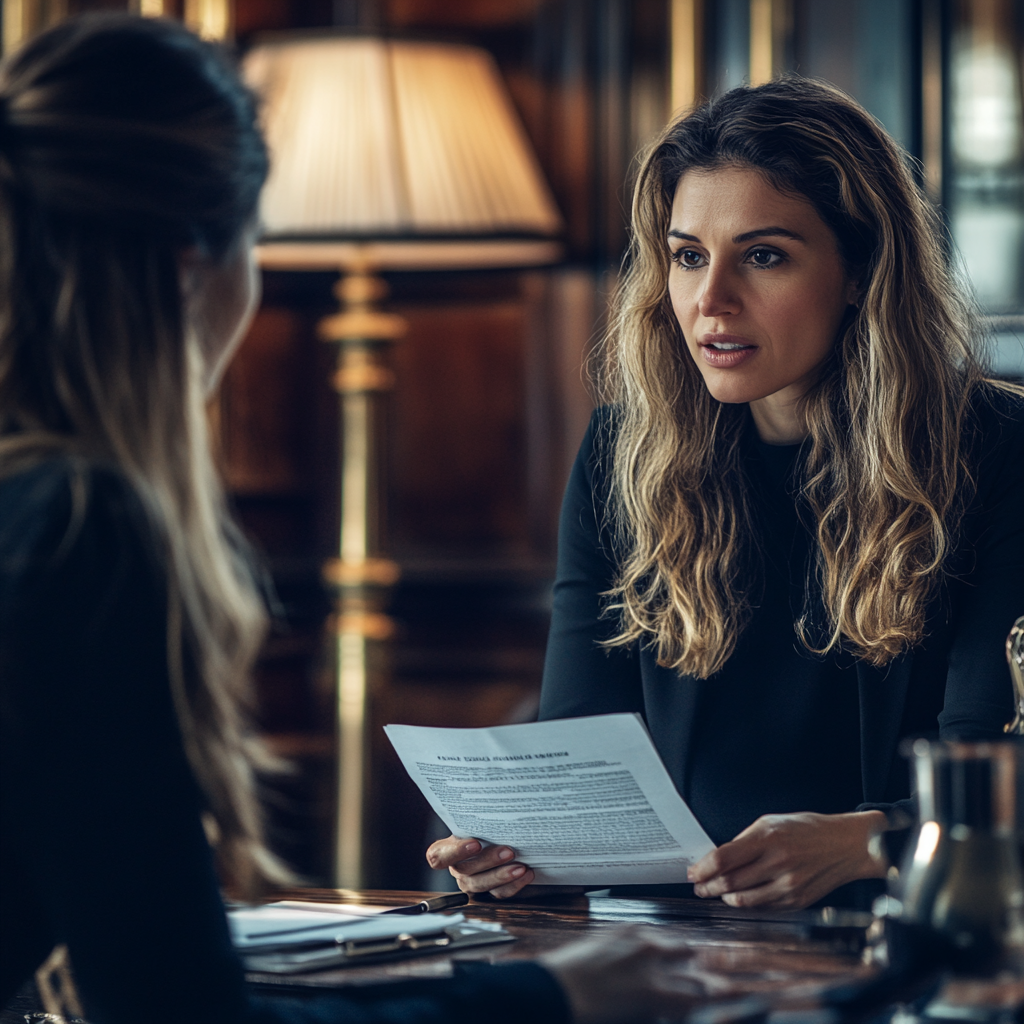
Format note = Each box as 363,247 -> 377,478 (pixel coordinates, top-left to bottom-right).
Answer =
220,307 -> 310,496
390,301 -> 529,552
235,0 -> 294,37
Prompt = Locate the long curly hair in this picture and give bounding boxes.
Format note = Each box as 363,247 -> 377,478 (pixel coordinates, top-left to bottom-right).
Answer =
0,14 -> 283,895
599,77 -> 1017,679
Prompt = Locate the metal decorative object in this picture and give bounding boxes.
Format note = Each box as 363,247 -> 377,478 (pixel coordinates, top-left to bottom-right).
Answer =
889,739 -> 1024,976
1003,616 -> 1024,735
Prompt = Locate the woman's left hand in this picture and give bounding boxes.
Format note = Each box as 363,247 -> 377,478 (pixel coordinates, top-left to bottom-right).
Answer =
687,810 -> 889,910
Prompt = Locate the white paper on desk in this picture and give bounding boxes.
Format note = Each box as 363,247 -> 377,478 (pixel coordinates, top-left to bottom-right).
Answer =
385,713 -> 715,885
268,900 -> 392,917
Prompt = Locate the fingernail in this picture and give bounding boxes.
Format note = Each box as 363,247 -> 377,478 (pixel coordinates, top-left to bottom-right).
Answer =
498,848 -> 513,860
464,841 -> 481,854
510,866 -> 525,878
686,867 -> 694,881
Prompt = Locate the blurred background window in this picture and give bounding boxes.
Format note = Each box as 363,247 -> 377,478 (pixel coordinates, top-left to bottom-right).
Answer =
948,0 -> 1024,374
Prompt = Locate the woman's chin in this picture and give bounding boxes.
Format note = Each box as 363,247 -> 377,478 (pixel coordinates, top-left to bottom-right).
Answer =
700,377 -> 771,406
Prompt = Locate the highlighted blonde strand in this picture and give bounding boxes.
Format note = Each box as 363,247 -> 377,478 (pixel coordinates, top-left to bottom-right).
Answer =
595,77 -> 1021,679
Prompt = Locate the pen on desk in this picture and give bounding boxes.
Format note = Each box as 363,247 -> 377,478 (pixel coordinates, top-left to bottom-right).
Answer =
382,893 -> 469,915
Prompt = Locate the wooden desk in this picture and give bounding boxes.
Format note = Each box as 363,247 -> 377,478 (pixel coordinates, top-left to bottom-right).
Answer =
248,888 -> 875,1004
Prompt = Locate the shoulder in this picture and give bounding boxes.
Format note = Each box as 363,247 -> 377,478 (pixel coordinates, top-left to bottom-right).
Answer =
0,456 -> 151,549
0,458 -> 162,613
564,406 -> 620,516
968,382 -> 1024,438
964,383 -> 1024,503
575,404 -> 619,473
578,404 -> 618,448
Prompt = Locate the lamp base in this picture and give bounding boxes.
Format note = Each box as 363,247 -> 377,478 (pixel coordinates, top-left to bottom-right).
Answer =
319,265 -> 406,890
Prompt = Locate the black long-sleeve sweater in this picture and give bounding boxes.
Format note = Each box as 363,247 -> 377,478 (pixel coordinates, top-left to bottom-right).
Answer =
540,391 -> 1024,901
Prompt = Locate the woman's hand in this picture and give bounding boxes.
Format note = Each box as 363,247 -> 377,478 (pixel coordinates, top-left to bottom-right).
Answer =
687,810 -> 889,910
425,835 -> 584,900
426,835 -> 534,898
539,926 -> 707,1024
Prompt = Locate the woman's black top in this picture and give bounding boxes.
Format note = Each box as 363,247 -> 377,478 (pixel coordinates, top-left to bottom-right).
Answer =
683,439 -> 864,846
540,393 -> 1024,883
0,461 -> 569,1024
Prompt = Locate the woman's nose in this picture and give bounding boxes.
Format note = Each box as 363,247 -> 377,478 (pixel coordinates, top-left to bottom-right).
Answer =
697,265 -> 742,318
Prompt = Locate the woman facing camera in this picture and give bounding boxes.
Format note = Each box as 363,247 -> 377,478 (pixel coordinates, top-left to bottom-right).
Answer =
0,15 -> 704,1024
430,78 -> 1024,910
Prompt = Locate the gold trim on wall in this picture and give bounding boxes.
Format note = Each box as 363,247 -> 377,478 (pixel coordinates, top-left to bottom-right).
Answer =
2,0 -> 232,52
749,0 -> 793,86
921,0 -> 944,203
670,0 -> 704,116
3,0 -> 67,56
2,0 -> 24,54
184,0 -> 232,41
133,0 -> 171,17
749,0 -> 773,85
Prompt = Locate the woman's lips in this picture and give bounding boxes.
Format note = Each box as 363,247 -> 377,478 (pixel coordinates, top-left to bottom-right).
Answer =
698,335 -> 758,369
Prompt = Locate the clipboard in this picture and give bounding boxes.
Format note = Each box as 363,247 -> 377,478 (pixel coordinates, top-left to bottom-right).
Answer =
240,918 -> 515,974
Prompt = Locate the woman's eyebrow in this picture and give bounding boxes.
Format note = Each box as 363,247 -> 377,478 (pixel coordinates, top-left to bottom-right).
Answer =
732,227 -> 806,243
666,227 -> 807,243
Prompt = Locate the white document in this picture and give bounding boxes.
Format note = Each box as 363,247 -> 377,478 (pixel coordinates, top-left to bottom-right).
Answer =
385,713 -> 715,885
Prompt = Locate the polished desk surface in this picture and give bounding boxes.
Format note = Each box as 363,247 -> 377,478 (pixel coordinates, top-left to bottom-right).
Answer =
248,888 -> 877,1004
4,889 -> 1019,1024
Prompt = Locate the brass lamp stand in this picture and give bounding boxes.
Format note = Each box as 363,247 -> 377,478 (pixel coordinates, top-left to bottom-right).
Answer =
318,264 -> 404,889
246,31 -> 564,889
257,239 -> 561,889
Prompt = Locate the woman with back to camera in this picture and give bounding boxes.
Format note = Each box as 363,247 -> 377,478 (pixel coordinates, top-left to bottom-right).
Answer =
0,15 -> 707,1024
429,78 -> 1024,910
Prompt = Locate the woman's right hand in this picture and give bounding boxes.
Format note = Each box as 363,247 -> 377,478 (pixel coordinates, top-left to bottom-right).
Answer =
425,835 -> 537,899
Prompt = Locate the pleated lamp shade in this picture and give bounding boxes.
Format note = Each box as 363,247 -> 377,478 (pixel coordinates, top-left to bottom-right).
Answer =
243,36 -> 563,240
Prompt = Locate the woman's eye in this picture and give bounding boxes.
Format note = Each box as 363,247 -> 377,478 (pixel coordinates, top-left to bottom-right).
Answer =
747,248 -> 782,268
671,248 -> 705,269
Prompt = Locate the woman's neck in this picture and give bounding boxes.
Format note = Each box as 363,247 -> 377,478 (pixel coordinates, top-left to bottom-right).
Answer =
749,390 -> 808,445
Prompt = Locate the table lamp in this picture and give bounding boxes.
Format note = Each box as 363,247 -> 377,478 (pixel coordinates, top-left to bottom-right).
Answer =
242,35 -> 563,888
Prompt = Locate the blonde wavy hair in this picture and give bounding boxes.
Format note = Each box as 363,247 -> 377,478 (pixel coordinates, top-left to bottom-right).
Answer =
0,15 -> 286,895
600,77 -> 1019,680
